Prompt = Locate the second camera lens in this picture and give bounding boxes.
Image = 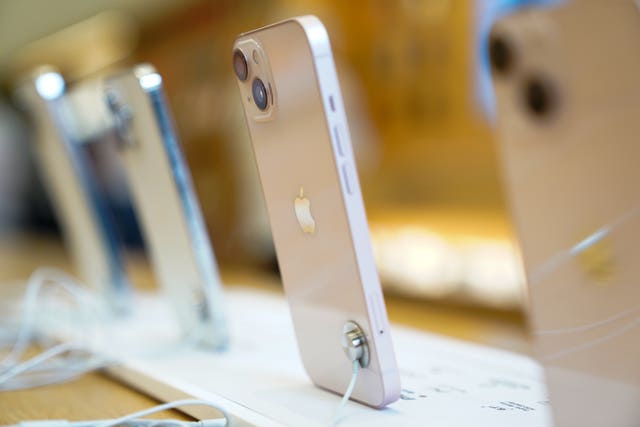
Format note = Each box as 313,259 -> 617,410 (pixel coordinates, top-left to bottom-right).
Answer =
233,49 -> 248,81
523,76 -> 556,118
489,34 -> 514,76
252,78 -> 268,111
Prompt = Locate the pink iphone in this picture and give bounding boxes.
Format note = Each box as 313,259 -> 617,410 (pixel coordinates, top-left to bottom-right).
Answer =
233,16 -> 400,407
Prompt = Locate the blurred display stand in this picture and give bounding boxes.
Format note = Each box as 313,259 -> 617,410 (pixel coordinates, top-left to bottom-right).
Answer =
0,233 -> 533,425
102,287 -> 547,427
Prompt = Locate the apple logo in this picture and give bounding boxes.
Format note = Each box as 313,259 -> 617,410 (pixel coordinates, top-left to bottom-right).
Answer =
294,187 -> 316,234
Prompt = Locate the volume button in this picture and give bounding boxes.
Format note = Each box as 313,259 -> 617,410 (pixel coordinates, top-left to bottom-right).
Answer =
341,163 -> 353,195
332,124 -> 345,157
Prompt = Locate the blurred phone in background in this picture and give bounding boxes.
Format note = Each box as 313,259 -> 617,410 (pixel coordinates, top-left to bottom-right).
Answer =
105,64 -> 228,348
491,0 -> 640,425
0,11 -> 142,285
14,68 -> 131,313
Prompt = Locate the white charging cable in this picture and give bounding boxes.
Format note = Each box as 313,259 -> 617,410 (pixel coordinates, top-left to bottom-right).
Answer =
0,267 -> 109,391
6,399 -> 231,427
1,268 -> 99,368
332,359 -> 361,426
0,341 -> 79,384
331,320 -> 369,426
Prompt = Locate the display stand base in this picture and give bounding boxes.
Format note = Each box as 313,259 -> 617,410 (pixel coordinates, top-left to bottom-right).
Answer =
97,287 -> 552,427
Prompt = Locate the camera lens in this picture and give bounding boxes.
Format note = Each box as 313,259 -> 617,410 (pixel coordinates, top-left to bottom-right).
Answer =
252,78 -> 268,111
233,49 -> 248,81
522,76 -> 556,118
489,33 -> 514,76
